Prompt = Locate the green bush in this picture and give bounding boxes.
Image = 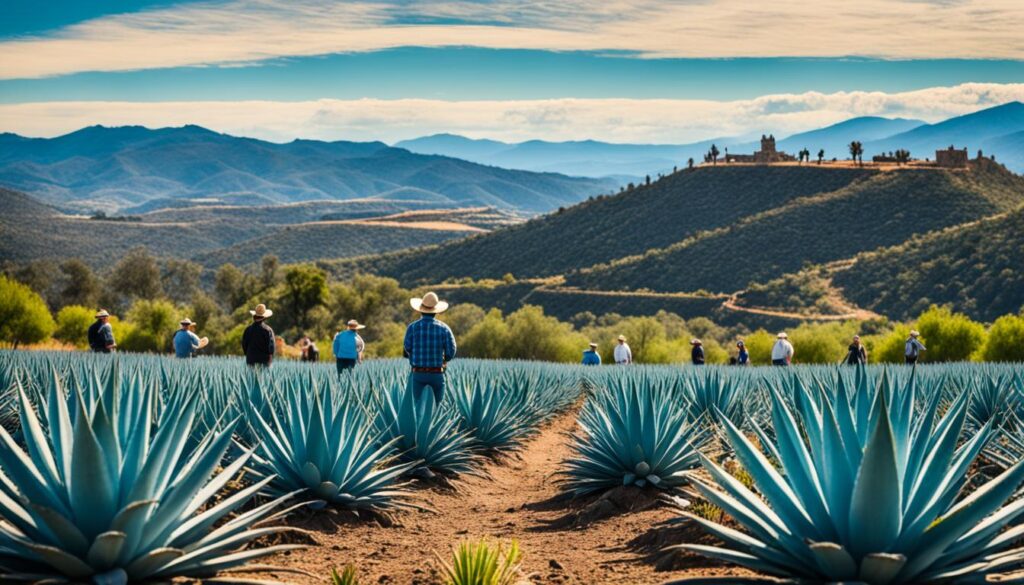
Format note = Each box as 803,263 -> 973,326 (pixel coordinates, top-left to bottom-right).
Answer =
787,321 -> 860,364
982,314 -> 1024,362
0,275 -> 55,348
742,329 -> 776,365
866,324 -> 911,364
916,305 -> 987,362
462,309 -> 512,359
120,298 -> 180,353
53,305 -> 95,348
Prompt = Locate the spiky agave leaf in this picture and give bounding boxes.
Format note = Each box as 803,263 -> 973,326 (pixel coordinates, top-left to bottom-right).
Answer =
374,381 -> 480,477
559,380 -> 709,497
0,374 -> 298,584
437,539 -> 522,585
670,370 -> 1024,584
452,379 -> 535,454
245,384 -> 417,511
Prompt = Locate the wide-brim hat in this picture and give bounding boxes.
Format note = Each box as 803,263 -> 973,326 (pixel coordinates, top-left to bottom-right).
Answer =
249,304 -> 273,318
909,330 -> 920,337
180,318 -> 195,326
777,332 -> 789,339
95,309 -> 110,318
736,340 -> 745,347
691,338 -> 702,345
411,291 -> 448,314
617,335 -> 627,342
588,342 -> 598,348
347,319 -> 366,330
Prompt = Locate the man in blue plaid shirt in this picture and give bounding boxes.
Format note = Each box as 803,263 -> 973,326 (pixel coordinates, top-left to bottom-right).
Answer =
404,291 -> 457,403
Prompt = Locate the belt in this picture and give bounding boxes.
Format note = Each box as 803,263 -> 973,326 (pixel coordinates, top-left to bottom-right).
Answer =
412,366 -> 445,373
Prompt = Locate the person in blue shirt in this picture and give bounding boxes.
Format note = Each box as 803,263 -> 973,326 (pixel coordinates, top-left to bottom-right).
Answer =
582,342 -> 601,365
736,340 -> 750,366
404,292 -> 457,404
173,318 -> 206,358
332,320 -> 366,374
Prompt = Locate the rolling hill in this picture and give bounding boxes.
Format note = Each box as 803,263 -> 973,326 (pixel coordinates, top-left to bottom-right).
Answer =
337,160 -> 1024,323
0,125 -> 617,214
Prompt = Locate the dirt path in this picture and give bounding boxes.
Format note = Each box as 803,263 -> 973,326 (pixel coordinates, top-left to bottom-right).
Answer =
258,407 -> 750,584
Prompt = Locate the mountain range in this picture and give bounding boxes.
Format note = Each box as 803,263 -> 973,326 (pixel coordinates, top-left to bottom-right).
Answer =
398,102 -> 1024,177
0,125 -> 617,214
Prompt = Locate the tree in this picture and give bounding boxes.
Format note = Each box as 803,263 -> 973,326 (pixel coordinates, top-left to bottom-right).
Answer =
161,259 -> 203,305
0,275 -> 56,348
54,305 -> 96,348
461,309 -> 511,359
259,255 -> 282,291
894,149 -> 911,165
708,144 -> 720,165
110,247 -> 163,304
59,259 -> 102,309
120,298 -> 178,352
4,260 -> 61,309
915,305 -> 986,362
443,304 -> 487,338
981,314 -> 1024,362
215,263 -> 255,311
848,141 -> 864,166
687,158 -> 695,170
282,264 -> 328,333
817,149 -> 825,164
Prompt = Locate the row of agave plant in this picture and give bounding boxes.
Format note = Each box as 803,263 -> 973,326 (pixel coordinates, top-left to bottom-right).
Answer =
0,351 -> 584,583
561,363 -> 1024,584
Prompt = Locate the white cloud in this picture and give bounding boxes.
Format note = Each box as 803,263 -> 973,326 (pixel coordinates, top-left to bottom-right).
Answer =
1,83 -> 1021,144
1,0 -> 1022,79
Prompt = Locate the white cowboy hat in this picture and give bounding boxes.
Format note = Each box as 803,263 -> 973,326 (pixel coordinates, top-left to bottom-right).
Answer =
347,319 -> 366,330
909,330 -> 920,337
180,318 -> 195,326
617,335 -> 627,342
95,309 -> 111,318
410,292 -> 449,314
197,337 -> 209,349
249,304 -> 273,319
777,332 -> 789,339
691,338 -> 702,345
588,342 -> 598,348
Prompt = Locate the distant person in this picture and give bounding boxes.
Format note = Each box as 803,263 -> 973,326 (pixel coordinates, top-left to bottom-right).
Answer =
736,340 -> 750,366
87,309 -> 116,353
582,342 -> 601,365
905,330 -> 926,365
173,318 -> 207,358
333,320 -> 366,373
241,304 -> 275,367
690,339 -> 705,365
404,292 -> 456,403
844,335 -> 867,365
300,336 -> 320,362
771,332 -> 794,366
614,335 -> 632,365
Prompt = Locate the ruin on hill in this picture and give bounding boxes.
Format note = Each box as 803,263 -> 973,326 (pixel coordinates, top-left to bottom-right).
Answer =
725,135 -> 797,164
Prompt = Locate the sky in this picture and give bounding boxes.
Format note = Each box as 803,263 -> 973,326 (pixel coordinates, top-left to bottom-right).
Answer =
1,0 -> 1023,143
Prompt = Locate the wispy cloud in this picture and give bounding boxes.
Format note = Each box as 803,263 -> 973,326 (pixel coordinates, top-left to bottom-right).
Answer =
2,83 -> 1021,143
1,0 -> 1022,79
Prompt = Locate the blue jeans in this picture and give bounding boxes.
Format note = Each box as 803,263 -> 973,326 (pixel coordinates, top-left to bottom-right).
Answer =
336,358 -> 357,374
410,372 -> 445,404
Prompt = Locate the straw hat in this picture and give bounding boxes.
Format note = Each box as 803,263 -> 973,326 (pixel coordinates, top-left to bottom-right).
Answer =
691,338 -> 702,345
410,292 -> 448,314
588,342 -> 598,348
249,304 -> 273,319
777,332 -> 789,339
347,319 -> 366,330
95,309 -> 111,318
180,318 -> 195,326
909,330 -> 920,337
617,335 -> 627,342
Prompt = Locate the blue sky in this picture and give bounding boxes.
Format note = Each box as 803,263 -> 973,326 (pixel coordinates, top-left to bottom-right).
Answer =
1,0 -> 1023,142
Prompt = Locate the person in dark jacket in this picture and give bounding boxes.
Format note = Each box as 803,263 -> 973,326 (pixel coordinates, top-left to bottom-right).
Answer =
845,335 -> 867,365
299,336 -> 320,362
87,309 -> 116,353
241,304 -> 275,367
690,338 -> 705,365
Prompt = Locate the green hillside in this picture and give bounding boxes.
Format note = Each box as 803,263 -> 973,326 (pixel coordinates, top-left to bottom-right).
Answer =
353,166 -> 876,283
831,206 -> 1024,322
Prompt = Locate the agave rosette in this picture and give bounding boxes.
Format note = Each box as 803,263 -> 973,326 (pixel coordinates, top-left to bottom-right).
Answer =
673,370 -> 1024,585
452,379 -> 536,453
0,372 -> 299,584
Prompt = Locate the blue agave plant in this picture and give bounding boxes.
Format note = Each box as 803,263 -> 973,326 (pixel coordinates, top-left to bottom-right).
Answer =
560,380 -> 709,497
452,379 -> 535,453
0,375 -> 299,584
672,371 -> 1024,584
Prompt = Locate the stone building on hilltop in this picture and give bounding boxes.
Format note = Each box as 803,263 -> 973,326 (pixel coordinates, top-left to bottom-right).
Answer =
935,145 -> 969,168
725,135 -> 797,164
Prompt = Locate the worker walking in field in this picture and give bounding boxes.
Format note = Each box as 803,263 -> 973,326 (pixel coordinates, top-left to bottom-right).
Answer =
736,340 -> 750,366
771,332 -> 794,366
173,318 -> 207,358
690,339 -> 705,365
582,342 -> 601,365
844,335 -> 867,365
241,303 -> 275,367
905,330 -> 926,365
300,336 -> 320,362
404,292 -> 456,403
333,320 -> 366,373
88,309 -> 117,353
614,335 -> 632,365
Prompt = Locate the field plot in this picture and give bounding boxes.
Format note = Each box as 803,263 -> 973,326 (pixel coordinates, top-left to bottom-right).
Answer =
1,352 -> 1023,584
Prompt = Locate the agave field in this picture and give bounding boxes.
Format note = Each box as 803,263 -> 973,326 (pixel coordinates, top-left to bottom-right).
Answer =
1,350 -> 1023,584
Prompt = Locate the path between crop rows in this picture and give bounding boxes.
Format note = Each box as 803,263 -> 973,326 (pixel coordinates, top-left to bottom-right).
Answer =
255,406 -> 753,584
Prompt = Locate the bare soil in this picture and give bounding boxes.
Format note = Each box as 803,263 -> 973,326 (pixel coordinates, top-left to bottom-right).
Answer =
251,407 -> 755,584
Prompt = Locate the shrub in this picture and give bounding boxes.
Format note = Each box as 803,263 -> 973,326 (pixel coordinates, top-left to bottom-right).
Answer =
982,314 -> 1024,362
53,305 -> 95,348
120,298 -> 180,352
916,305 -> 986,362
0,275 -> 55,348
742,329 -> 775,365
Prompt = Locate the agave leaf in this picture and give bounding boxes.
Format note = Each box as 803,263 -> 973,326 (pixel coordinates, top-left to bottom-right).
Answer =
847,391 -> 902,559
